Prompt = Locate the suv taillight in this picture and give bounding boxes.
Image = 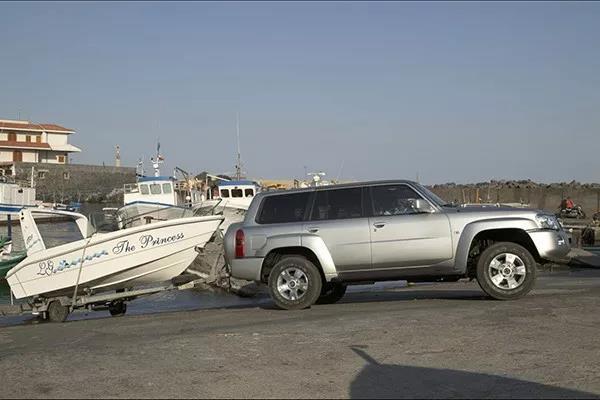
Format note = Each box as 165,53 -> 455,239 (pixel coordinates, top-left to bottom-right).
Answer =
235,229 -> 245,258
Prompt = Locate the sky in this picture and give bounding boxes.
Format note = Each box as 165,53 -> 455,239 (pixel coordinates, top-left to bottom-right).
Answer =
1,1 -> 599,184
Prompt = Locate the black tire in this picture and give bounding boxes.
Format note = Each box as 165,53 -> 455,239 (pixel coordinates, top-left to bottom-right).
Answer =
476,242 -> 536,300
47,301 -> 70,323
315,283 -> 347,304
268,256 -> 323,310
108,301 -> 127,317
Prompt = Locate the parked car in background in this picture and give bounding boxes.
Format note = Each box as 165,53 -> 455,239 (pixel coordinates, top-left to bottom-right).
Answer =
224,180 -> 570,310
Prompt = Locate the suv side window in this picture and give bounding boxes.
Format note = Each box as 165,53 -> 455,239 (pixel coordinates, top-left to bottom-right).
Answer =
257,192 -> 311,224
311,187 -> 363,221
370,184 -> 425,216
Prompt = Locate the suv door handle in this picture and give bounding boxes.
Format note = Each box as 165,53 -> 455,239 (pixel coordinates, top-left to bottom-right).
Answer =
373,222 -> 386,229
307,227 -> 319,233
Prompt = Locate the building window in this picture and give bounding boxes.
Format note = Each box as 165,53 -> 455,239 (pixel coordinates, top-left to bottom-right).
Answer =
8,133 -> 16,141
63,171 -> 70,180
38,170 -> 47,179
36,136 -> 41,143
57,155 -> 65,163
26,135 -> 32,143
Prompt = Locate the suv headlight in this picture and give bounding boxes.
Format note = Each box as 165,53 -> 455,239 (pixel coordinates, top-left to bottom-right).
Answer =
536,214 -> 560,231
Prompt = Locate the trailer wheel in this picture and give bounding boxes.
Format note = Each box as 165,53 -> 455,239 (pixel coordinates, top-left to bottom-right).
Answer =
108,301 -> 127,317
47,301 -> 70,323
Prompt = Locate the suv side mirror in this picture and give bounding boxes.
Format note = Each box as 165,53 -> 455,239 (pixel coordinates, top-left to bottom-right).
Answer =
414,199 -> 434,213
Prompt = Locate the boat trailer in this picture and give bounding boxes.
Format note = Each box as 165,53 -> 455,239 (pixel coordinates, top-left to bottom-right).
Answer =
0,275 -> 207,322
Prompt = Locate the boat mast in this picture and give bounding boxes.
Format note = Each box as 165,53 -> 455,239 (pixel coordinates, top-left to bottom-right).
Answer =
235,112 -> 242,181
151,140 -> 163,177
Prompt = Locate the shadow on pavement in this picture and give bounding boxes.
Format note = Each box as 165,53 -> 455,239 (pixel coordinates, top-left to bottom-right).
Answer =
337,288 -> 489,304
254,288 -> 490,311
349,347 -> 597,399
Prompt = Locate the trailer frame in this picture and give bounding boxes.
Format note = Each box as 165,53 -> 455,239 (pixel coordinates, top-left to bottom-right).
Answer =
1,276 -> 206,322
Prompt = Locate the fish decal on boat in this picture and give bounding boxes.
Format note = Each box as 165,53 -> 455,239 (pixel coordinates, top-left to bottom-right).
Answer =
37,250 -> 110,276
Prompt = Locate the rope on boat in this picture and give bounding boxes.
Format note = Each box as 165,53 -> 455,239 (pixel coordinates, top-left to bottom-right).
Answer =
70,233 -> 96,311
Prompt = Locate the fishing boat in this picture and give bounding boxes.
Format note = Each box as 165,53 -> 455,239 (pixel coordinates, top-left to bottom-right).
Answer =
196,177 -> 260,233
6,208 -> 223,302
123,144 -> 202,211
0,174 -> 38,222
0,204 -> 28,278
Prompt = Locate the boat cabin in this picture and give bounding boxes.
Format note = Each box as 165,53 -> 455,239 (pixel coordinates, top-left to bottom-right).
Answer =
123,176 -> 202,207
205,180 -> 259,209
215,180 -> 258,200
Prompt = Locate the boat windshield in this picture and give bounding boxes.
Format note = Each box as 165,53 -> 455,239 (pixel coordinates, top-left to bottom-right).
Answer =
88,211 -> 121,233
89,204 -> 197,233
117,204 -> 195,230
34,213 -> 85,249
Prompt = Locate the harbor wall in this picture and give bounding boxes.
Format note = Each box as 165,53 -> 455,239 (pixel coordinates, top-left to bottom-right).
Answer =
428,181 -> 600,216
13,162 -> 136,203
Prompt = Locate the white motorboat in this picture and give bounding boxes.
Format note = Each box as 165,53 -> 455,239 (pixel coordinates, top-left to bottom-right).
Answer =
6,208 -> 223,300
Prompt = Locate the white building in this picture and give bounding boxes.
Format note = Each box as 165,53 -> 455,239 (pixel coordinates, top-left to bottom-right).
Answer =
0,118 -> 81,164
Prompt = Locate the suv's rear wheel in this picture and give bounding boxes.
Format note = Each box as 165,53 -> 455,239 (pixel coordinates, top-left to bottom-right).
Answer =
476,242 -> 536,300
316,283 -> 347,304
268,256 -> 323,310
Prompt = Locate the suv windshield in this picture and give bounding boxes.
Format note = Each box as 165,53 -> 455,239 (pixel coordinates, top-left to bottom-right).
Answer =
414,184 -> 451,207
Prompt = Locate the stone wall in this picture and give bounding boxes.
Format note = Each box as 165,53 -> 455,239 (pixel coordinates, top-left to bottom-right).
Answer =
13,162 -> 136,203
428,181 -> 600,216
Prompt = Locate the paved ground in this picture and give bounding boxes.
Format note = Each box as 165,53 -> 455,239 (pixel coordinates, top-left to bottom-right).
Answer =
1,268 -> 599,399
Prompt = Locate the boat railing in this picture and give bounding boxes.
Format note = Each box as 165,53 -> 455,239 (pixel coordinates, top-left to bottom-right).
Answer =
116,202 -> 197,230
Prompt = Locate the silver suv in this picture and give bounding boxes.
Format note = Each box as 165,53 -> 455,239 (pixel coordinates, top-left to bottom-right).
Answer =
224,180 -> 570,310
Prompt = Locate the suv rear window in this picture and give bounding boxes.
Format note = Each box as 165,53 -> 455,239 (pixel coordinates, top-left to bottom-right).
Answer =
257,192 -> 311,224
311,188 -> 363,220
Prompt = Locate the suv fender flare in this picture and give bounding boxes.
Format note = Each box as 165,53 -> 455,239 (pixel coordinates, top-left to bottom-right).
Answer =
300,234 -> 338,281
454,218 -> 539,273
257,234 -> 338,282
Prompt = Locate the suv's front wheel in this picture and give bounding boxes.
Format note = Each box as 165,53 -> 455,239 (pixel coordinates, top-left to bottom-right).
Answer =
268,256 -> 323,310
476,242 -> 537,300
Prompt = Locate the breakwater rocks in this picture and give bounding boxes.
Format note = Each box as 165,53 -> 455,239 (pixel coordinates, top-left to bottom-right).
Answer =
429,180 -> 600,215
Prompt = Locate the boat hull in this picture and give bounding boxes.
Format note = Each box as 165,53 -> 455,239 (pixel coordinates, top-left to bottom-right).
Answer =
6,215 -> 223,299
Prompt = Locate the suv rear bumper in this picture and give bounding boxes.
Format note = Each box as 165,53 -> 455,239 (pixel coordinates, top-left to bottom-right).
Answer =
230,257 -> 264,281
528,229 -> 570,261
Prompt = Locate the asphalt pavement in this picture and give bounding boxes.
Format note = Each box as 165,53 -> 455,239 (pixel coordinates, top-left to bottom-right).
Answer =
1,268 -> 599,399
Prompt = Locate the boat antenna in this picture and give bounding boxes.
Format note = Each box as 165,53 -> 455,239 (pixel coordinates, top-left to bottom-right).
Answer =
151,139 -> 163,177
136,157 -> 145,177
235,112 -> 242,180
335,160 -> 345,182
